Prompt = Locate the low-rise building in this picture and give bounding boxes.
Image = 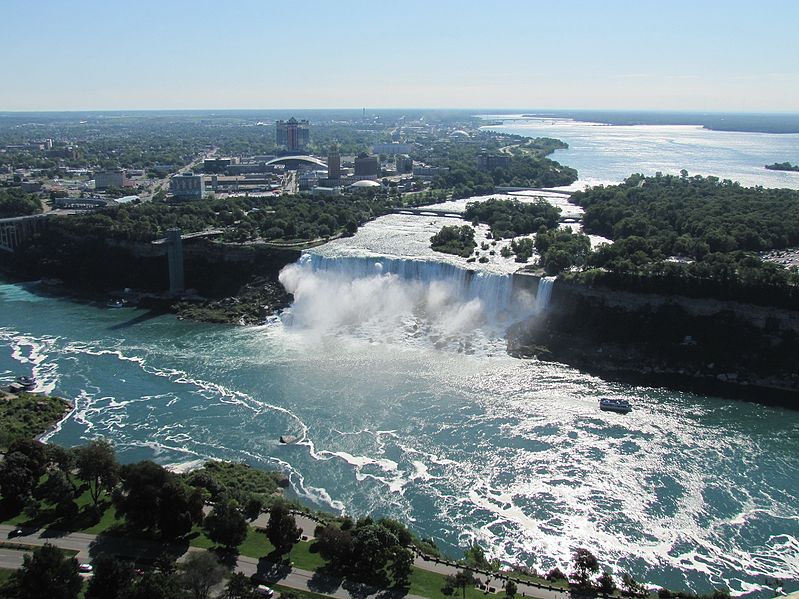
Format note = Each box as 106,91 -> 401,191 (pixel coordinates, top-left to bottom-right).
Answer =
372,143 -> 414,155
476,154 -> 512,170
20,180 -> 43,193
412,165 -> 450,178
203,157 -> 237,173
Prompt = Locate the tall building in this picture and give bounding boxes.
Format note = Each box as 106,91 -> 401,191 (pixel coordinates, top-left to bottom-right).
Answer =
94,169 -> 128,190
170,172 -> 205,200
327,145 -> 341,179
354,153 -> 380,179
396,155 -> 413,174
275,117 -> 310,152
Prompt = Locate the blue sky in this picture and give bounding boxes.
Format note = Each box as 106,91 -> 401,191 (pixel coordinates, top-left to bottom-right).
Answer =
2,0 -> 798,111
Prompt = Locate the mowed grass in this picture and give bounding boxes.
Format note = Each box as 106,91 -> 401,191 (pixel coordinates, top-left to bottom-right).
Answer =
273,584 -> 332,599
408,567 -> 492,599
1,480 -> 123,536
189,525 -> 322,571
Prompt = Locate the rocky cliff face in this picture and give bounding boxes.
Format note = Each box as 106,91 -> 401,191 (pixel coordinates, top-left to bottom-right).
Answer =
507,280 -> 799,405
2,234 -> 300,297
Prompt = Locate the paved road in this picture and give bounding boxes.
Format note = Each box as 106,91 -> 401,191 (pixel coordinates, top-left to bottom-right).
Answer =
0,523 -> 564,599
0,548 -> 25,570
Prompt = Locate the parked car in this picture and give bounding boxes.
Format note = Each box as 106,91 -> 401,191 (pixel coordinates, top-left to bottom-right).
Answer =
78,563 -> 93,573
254,585 -> 274,597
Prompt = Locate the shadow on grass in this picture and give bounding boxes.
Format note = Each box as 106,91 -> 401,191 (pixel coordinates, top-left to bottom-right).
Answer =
376,587 -> 411,599
9,500 -> 110,538
0,499 -> 25,523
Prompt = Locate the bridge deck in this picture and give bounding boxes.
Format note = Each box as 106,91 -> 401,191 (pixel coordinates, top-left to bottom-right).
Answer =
151,229 -> 225,244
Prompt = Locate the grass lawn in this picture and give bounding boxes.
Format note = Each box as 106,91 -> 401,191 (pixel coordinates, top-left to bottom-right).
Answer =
0,568 -> 14,585
273,583 -> 332,599
240,527 -> 273,558
408,567 -> 491,599
190,525 -> 324,572
1,479 -> 123,536
289,540 -> 326,571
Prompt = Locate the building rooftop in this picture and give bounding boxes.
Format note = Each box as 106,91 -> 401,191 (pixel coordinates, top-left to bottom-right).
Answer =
350,180 -> 381,188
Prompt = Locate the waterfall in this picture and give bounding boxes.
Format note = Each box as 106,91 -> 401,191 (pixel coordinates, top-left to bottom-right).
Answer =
536,276 -> 555,312
277,252 -> 534,353
295,253 -> 518,314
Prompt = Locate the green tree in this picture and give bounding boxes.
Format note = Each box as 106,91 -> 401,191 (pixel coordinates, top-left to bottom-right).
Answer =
442,570 -> 476,599
349,523 -> 399,578
204,499 -> 248,551
505,580 -> 518,598
0,450 -> 37,506
75,439 -> 119,507
10,543 -> 82,599
389,547 -> 414,588
570,548 -> 599,589
224,572 -> 255,598
127,571 -> 185,599
597,571 -> 617,595
180,551 -> 226,599
114,461 -> 202,539
314,524 -> 353,572
243,496 -> 263,521
621,572 -> 645,596
265,503 -> 301,556
85,554 -> 135,599
46,445 -> 78,491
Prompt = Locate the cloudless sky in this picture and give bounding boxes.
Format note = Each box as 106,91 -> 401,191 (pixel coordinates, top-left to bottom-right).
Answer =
2,0 -> 798,112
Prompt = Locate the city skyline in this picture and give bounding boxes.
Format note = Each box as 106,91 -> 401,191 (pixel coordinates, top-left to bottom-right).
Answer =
1,0 -> 798,112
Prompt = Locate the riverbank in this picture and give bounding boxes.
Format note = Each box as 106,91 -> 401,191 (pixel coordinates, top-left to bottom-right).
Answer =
0,391 -> 71,449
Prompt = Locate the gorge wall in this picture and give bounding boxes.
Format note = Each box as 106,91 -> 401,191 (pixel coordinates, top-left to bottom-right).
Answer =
508,279 -> 799,405
1,235 -> 300,297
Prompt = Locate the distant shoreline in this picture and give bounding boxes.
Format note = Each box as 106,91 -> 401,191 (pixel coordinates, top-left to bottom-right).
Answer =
496,110 -> 799,134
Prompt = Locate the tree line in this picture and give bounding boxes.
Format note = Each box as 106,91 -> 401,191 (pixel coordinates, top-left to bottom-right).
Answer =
567,173 -> 799,305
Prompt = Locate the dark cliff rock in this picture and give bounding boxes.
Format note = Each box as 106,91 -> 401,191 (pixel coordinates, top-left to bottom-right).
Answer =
508,280 -> 799,406
0,234 -> 301,324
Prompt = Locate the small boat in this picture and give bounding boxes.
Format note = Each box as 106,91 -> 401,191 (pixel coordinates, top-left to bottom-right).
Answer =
15,375 -> 36,390
279,435 -> 298,444
599,397 -> 632,414
106,298 -> 126,308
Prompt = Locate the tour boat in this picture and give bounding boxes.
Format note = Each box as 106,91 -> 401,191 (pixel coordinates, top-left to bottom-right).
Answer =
599,398 -> 632,414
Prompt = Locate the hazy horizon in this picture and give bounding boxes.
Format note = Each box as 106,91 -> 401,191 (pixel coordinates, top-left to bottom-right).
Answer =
1,108 -> 799,115
2,0 -> 798,113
